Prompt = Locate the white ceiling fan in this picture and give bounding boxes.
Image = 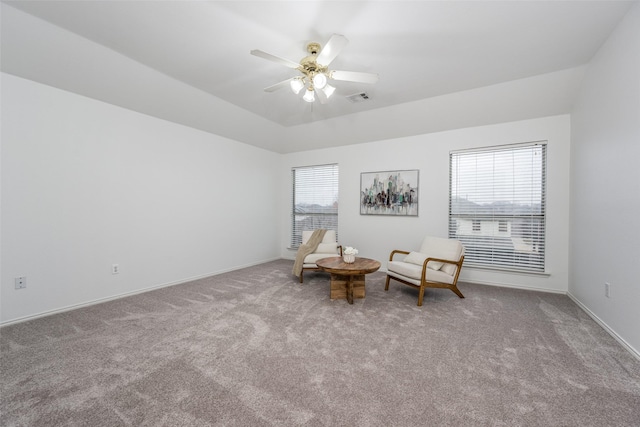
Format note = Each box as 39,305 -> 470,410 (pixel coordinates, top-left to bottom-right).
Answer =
250,34 -> 379,104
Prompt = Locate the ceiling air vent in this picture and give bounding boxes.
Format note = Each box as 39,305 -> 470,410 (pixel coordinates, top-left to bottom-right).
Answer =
346,92 -> 370,103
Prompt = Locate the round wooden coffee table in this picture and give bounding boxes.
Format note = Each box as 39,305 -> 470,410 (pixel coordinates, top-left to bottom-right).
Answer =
315,257 -> 381,304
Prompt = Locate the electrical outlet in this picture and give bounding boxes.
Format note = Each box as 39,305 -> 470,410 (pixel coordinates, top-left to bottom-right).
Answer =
112,264 -> 119,275
605,282 -> 611,298
15,277 -> 27,290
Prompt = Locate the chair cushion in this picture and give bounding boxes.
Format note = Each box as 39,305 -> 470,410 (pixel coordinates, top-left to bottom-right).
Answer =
322,230 -> 337,243
419,236 -> 463,275
388,260 -> 423,280
316,243 -> 339,254
304,253 -> 337,264
404,251 -> 443,271
302,229 -> 337,245
387,261 -> 455,285
441,256 -> 461,276
301,230 -> 339,258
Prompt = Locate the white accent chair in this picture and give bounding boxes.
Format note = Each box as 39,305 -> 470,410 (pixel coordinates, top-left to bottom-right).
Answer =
299,230 -> 342,283
385,236 -> 465,306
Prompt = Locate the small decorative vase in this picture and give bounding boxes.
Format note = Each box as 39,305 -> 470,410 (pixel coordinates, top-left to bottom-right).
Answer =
343,254 -> 356,263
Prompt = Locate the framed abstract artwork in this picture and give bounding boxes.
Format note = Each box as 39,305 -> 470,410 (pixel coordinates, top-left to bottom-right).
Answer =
360,169 -> 419,216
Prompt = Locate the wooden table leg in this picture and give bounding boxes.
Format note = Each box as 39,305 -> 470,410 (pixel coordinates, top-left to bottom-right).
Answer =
329,273 -> 366,303
346,276 -> 354,304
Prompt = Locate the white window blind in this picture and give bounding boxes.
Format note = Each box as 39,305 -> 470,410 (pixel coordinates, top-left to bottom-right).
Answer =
449,142 -> 547,272
291,164 -> 339,248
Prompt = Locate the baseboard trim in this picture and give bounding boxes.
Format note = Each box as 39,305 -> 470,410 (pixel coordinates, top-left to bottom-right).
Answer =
377,267 -> 566,294
459,278 -> 566,294
0,257 -> 281,328
567,292 -> 640,362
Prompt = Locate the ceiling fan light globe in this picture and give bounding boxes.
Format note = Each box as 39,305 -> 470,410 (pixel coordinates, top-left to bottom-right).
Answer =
312,73 -> 327,89
290,78 -> 304,94
303,88 -> 315,103
322,84 -> 336,99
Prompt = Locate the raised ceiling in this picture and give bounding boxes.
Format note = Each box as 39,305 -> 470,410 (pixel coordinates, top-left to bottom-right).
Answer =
1,1 -> 636,153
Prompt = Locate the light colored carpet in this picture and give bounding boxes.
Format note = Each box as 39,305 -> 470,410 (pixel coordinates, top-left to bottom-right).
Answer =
1,259 -> 639,426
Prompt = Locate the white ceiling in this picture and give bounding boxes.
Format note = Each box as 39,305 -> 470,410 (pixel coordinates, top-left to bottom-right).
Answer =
1,1 -> 636,153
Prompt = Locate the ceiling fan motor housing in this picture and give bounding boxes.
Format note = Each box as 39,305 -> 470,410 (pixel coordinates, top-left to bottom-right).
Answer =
306,42 -> 321,55
300,42 -> 328,77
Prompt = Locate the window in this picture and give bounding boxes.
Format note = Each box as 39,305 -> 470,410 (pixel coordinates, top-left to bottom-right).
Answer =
291,164 -> 339,248
449,142 -> 546,272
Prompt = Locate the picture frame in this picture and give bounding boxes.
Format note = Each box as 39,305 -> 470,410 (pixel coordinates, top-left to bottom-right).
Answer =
360,169 -> 419,216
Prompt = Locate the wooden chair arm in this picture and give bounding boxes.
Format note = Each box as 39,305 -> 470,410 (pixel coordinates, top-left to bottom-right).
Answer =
338,245 -> 343,256
421,256 -> 463,268
389,249 -> 410,261
420,256 -> 464,282
389,252 -> 464,274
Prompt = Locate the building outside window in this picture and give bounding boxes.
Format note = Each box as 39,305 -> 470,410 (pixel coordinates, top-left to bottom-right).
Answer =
291,164 -> 339,248
449,142 -> 547,272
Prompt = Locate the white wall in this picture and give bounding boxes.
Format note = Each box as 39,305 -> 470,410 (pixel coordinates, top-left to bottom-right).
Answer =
1,73 -> 281,323
1,4 -> 287,154
281,115 -> 571,293
570,3 -> 640,354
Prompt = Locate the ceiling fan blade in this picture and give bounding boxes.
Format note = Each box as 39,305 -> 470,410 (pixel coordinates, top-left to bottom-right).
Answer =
250,49 -> 300,69
330,70 -> 379,84
264,78 -> 294,92
315,87 -> 329,105
316,34 -> 349,66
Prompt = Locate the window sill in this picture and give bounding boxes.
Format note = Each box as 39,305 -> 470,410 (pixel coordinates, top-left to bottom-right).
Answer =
463,265 -> 551,277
